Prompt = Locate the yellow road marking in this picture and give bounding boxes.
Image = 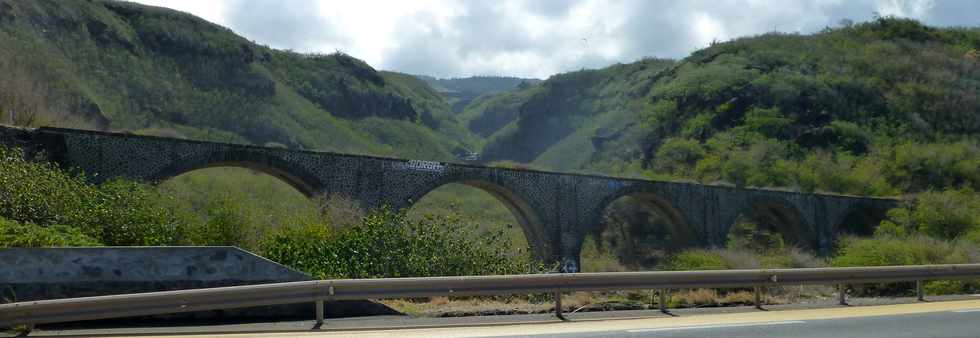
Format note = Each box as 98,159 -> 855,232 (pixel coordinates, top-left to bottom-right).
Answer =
625,320 -> 805,333
113,299 -> 980,338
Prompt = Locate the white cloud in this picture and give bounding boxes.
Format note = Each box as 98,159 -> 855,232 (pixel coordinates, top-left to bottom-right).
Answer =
876,0 -> 935,18
126,0 -> 978,78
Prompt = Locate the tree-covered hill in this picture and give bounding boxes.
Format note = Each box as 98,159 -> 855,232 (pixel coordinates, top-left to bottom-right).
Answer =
475,17 -> 980,196
0,0 -> 475,160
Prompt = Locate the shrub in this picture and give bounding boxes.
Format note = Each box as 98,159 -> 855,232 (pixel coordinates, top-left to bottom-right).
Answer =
262,208 -> 535,279
665,250 -> 727,270
653,138 -> 705,174
95,179 -> 186,246
579,235 -> 628,272
832,236 -> 968,267
832,235 -> 977,296
0,217 -> 101,247
671,288 -> 719,307
879,188 -> 980,240
0,146 -> 188,246
924,280 -> 979,296
185,195 -> 252,248
0,146 -> 95,229
726,220 -> 785,254
964,228 -> 980,245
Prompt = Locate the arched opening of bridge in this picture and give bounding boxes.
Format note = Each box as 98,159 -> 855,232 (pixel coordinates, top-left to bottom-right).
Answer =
584,193 -> 697,272
406,182 -> 535,259
834,206 -> 888,238
727,199 -> 814,253
159,167 -> 320,249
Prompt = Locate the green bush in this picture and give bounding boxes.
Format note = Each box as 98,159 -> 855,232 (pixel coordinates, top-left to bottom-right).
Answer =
665,250 -> 727,270
0,146 -> 188,246
725,220 -> 786,254
261,208 -> 535,279
579,235 -> 628,272
879,188 -> 980,240
832,236 -> 969,267
95,179 -> 186,246
184,196 -> 251,248
0,146 -> 96,229
0,217 -> 101,247
924,280 -> 979,296
832,235 -> 977,296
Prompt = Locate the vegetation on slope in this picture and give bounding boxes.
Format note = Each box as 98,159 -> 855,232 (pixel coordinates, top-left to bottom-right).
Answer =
475,18 -> 979,193
453,18 -> 980,296
417,75 -> 541,114
0,0 -> 475,160
478,58 -> 675,168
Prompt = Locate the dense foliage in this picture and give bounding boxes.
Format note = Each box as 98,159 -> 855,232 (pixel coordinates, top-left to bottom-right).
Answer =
0,0 -> 474,160
0,146 -> 184,245
0,217 -> 100,247
0,145 -> 533,279
261,209 -> 533,279
473,18 -> 980,197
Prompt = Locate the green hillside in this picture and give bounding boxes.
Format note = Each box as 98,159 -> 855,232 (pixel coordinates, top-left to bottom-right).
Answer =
0,0 -> 474,160
417,75 -> 541,115
475,18 -> 980,196
478,58 -> 675,169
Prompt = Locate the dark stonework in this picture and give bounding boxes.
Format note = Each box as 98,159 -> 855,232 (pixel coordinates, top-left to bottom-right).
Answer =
1,126 -> 899,270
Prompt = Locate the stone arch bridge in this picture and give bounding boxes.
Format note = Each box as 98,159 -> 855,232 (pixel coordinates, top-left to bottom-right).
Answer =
1,126 -> 898,271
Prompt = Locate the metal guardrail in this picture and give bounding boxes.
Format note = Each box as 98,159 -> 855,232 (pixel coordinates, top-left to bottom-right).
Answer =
2,264 -> 979,329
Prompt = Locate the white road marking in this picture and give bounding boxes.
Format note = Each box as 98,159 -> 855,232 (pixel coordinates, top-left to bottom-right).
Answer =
952,309 -> 980,313
626,320 -> 805,333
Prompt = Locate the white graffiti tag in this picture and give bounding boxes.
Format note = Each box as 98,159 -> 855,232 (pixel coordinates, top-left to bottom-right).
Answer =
395,160 -> 445,173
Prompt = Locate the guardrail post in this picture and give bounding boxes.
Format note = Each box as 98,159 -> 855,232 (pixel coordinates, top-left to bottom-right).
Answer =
315,299 -> 324,325
554,291 -> 567,321
838,284 -> 847,306
754,286 -> 762,309
916,280 -> 924,301
659,289 -> 668,313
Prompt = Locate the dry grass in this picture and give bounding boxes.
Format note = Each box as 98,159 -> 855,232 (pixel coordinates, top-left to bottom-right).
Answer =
671,289 -> 719,307
379,284 -> 839,317
429,296 -> 450,306
720,291 -> 755,305
380,297 -> 555,317
570,292 -> 595,307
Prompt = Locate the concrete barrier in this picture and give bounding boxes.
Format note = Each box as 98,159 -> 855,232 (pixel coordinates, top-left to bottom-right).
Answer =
0,247 -> 395,321
0,247 -> 310,301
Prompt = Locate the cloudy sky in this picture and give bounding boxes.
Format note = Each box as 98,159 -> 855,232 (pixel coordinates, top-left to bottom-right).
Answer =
129,0 -> 979,79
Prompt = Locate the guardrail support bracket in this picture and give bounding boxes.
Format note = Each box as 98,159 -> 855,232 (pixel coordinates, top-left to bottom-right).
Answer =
554,291 -> 567,321
659,289 -> 668,313
916,280 -> 924,301
315,299 -> 324,326
753,286 -> 763,309
838,284 -> 847,306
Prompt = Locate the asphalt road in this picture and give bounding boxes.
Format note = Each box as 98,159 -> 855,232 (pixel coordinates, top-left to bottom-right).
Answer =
517,309 -> 980,338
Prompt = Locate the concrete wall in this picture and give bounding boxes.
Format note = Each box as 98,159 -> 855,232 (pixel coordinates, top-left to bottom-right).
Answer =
0,247 -> 308,301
